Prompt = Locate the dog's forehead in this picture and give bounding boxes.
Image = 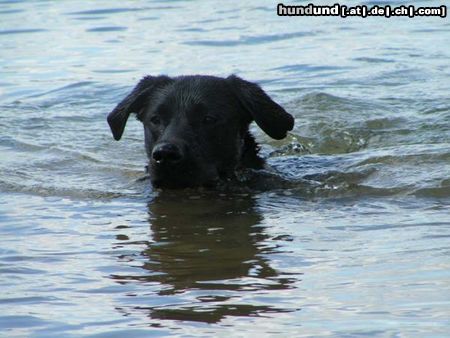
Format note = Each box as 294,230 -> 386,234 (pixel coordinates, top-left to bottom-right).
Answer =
164,76 -> 232,107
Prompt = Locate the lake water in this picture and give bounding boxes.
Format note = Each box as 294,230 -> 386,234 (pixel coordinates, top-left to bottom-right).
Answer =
1,0 -> 449,337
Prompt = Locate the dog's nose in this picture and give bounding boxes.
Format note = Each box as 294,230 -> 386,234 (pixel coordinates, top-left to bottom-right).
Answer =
152,143 -> 183,164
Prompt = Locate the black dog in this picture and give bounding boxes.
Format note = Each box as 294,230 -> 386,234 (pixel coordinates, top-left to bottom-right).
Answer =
107,75 -> 294,188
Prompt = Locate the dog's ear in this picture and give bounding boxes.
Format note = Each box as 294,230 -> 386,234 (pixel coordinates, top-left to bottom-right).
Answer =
226,75 -> 294,140
107,75 -> 172,140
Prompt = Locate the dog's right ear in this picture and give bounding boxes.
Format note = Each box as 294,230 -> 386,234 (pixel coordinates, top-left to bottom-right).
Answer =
107,75 -> 172,140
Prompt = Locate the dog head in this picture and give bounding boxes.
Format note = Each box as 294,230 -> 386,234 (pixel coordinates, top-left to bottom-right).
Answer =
107,75 -> 294,188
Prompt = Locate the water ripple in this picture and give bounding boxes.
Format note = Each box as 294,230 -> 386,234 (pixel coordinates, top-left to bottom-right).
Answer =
184,31 -> 320,46
0,28 -> 47,35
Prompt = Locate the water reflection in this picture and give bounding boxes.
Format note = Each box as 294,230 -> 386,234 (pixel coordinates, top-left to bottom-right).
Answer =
112,191 -> 299,323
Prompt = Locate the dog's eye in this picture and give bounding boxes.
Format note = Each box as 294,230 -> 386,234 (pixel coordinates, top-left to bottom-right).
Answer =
203,115 -> 217,125
150,116 -> 161,125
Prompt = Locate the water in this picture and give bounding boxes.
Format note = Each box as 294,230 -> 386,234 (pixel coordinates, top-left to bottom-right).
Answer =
1,0 -> 449,336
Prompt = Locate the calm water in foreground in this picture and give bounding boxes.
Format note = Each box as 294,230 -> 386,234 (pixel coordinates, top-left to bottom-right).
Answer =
1,0 -> 449,337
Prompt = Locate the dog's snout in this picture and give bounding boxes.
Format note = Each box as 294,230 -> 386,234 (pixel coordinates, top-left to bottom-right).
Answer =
152,143 -> 183,164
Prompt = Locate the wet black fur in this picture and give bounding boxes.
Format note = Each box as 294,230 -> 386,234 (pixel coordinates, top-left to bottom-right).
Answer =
107,75 -> 294,188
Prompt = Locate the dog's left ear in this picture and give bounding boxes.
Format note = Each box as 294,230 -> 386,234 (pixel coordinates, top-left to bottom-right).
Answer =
226,75 -> 294,140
